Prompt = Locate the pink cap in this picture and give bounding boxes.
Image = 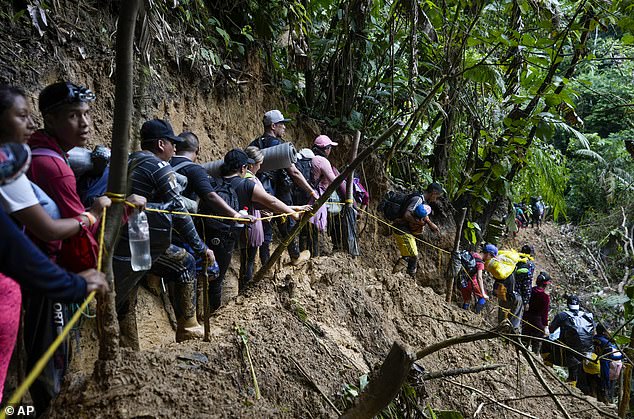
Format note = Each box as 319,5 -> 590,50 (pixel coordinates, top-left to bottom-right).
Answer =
314,135 -> 338,148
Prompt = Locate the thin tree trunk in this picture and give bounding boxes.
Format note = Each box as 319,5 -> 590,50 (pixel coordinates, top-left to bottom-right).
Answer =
97,0 -> 142,362
446,207 -> 467,302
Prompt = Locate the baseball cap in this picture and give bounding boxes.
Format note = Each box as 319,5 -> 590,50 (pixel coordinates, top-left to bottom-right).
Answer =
413,203 -> 432,219
483,243 -> 498,257
567,295 -> 580,310
314,135 -> 338,148
39,81 -> 96,114
536,272 -> 551,286
520,244 -> 534,255
140,119 -> 183,144
263,110 -> 291,126
224,148 -> 255,167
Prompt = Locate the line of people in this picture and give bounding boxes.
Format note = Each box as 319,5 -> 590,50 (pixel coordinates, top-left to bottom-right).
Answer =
0,81 -> 371,415
459,242 -> 623,404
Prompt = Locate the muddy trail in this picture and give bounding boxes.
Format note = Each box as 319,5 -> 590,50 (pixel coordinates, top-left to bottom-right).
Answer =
49,221 -> 616,419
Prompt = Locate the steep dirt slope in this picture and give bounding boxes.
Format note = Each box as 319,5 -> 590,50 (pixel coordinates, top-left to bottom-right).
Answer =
51,240 -> 613,418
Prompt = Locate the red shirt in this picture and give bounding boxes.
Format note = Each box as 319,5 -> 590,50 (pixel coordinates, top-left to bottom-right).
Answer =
27,130 -> 87,258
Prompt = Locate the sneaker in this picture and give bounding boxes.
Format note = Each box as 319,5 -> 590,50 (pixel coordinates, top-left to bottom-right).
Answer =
0,143 -> 31,185
291,250 -> 311,266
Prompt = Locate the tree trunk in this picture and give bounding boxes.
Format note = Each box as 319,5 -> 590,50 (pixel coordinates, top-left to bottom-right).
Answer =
97,0 -> 142,362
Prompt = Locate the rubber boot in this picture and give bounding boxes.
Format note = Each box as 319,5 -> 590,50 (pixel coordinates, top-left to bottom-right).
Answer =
174,282 -> 204,343
119,311 -> 140,351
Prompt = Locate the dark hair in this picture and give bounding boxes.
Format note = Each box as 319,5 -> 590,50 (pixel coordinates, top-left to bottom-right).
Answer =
312,145 -> 328,157
521,244 -> 534,255
220,161 -> 241,176
0,85 -> 27,115
140,138 -> 161,153
177,131 -> 199,153
426,182 -> 443,194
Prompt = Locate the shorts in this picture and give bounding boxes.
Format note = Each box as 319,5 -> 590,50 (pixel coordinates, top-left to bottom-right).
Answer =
393,233 -> 418,257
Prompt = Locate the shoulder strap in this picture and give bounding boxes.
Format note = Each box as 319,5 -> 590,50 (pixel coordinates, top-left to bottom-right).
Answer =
171,160 -> 195,173
31,148 -> 67,164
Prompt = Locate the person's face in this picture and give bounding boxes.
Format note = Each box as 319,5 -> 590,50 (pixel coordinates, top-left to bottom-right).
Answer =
250,161 -> 262,173
482,252 -> 492,262
272,122 -> 286,138
323,145 -> 332,157
156,138 -> 176,161
427,191 -> 442,203
45,102 -> 91,149
0,95 -> 36,144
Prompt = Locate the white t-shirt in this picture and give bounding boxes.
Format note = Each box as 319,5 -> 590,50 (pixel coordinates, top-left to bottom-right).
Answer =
0,173 -> 39,214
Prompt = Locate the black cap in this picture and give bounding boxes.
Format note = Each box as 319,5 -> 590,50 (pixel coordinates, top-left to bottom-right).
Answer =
39,81 -> 96,114
521,244 -> 534,255
224,148 -> 255,167
140,119 -> 183,143
567,295 -> 580,309
536,272 -> 551,286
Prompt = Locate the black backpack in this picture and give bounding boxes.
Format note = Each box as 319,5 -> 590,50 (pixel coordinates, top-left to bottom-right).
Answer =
457,250 -> 482,289
379,191 -> 423,221
561,310 -> 595,353
200,176 -> 241,232
292,156 -> 316,205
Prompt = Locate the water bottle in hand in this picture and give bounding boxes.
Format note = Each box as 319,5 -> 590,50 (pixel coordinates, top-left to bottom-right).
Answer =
128,209 -> 152,271
235,206 -> 249,228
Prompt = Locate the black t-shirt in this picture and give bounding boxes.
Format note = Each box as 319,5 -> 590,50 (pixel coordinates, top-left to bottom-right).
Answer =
170,156 -> 214,201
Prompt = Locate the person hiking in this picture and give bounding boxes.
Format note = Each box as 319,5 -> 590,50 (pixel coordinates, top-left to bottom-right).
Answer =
515,244 -> 536,311
240,146 -> 266,290
391,183 -> 442,277
115,119 -> 215,348
457,250 -> 488,313
522,271 -> 552,353
0,145 -> 109,401
309,135 -> 349,252
197,148 -> 309,311
482,244 -> 523,331
23,81 -> 144,413
249,110 -> 316,266
549,295 -> 595,387
593,323 -> 623,403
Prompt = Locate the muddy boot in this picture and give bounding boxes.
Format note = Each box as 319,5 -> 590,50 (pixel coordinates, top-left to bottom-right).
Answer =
119,311 -> 140,351
174,282 -> 204,343
290,250 -> 311,266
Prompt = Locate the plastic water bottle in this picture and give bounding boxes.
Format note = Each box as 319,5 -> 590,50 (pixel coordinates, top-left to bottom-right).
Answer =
235,207 -> 249,228
209,261 -> 220,278
128,209 -> 152,271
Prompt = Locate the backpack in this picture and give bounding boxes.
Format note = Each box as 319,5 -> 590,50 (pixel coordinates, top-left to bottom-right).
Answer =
292,156 -> 315,205
561,310 -> 595,353
457,251 -> 482,289
201,176 -> 241,232
379,191 -> 423,221
514,260 -> 533,283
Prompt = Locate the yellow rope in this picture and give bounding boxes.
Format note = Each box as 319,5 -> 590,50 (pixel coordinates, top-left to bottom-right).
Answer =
2,208 -> 108,413
355,206 -> 451,255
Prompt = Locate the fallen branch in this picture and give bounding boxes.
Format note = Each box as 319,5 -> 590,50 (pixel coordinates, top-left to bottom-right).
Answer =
341,323 -> 512,419
290,358 -> 341,415
236,326 -> 260,400
518,344 -> 572,419
444,378 -> 538,419
421,363 -> 505,380
544,239 -> 570,282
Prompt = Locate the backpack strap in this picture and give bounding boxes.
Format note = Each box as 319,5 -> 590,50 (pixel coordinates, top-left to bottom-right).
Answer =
31,147 -> 68,165
171,160 -> 195,173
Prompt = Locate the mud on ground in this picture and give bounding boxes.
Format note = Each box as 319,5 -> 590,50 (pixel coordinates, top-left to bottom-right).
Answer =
51,222 -> 614,418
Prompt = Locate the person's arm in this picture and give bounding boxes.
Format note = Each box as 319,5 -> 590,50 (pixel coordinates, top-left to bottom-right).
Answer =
13,197 -> 110,242
549,312 -> 561,333
477,268 -> 488,299
0,209 -> 109,302
251,183 -> 301,220
542,294 -> 550,334
287,165 -> 318,199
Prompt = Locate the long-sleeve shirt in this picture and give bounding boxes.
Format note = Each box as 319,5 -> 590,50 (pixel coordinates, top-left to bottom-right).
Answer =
0,207 -> 86,302
128,151 -> 207,256
523,286 -> 550,331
